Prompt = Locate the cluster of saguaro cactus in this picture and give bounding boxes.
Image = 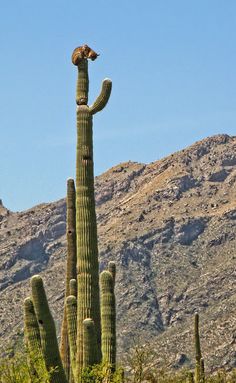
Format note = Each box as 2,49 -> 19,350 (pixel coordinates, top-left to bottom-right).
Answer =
23,45 -> 115,383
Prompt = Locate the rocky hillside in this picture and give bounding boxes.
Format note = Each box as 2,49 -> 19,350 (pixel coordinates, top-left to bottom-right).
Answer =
0,134 -> 235,371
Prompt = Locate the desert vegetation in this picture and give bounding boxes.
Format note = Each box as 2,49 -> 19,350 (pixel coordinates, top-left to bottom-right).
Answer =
1,45 -> 235,383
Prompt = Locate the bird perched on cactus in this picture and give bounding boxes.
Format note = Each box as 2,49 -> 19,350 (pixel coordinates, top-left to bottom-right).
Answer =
24,44 -> 113,383
71,44 -> 112,374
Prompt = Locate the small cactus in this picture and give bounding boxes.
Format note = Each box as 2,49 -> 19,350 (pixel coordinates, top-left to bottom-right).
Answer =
194,313 -> 202,383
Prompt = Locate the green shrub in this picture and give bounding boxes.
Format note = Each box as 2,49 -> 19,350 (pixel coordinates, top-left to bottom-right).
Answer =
80,362 -> 124,383
0,349 -> 53,383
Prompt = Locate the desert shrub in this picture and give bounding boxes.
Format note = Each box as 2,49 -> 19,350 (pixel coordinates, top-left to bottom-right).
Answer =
124,342 -> 157,383
125,367 -> 236,383
206,369 -> 236,383
80,362 -> 124,383
0,350 -> 53,383
123,342 -> 236,383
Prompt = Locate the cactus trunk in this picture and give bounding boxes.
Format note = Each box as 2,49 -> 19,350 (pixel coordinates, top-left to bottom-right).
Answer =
66,295 -> 78,380
75,102 -> 101,370
31,275 -> 67,383
60,178 -> 77,380
72,48 -> 111,372
194,313 -> 202,383
200,358 -> 205,383
100,270 -> 116,367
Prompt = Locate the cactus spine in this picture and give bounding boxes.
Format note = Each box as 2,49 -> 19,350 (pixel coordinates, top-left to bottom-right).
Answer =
60,178 -> 77,380
72,47 -> 112,372
100,270 -> 116,367
194,313 -> 202,383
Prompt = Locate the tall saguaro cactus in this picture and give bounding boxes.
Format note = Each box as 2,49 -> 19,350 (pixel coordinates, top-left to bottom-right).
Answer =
23,45 -> 114,382
71,46 -> 112,372
60,178 -> 77,380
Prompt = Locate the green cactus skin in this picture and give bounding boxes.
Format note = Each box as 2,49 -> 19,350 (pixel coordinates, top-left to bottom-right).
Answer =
83,318 -> 99,368
194,313 -> 202,383
60,178 -> 77,380
66,295 -> 77,381
100,270 -> 116,367
108,261 -> 116,285
69,279 -> 77,297
72,51 -> 112,371
89,79 -> 112,115
188,372 -> 194,383
76,272 -> 96,371
24,297 -> 46,379
120,367 -> 125,383
200,358 -> 205,383
76,59 -> 89,106
31,275 -> 67,383
24,297 -> 42,355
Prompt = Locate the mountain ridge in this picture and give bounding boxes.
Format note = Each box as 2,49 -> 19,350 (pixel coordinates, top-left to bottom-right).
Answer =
0,133 -> 235,371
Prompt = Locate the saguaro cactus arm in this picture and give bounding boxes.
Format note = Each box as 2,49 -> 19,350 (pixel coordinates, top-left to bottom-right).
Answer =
66,295 -> 77,380
69,279 -> 77,297
83,318 -> 99,368
100,270 -> 116,367
24,297 -> 42,355
108,261 -> 116,285
89,78 -> 112,115
31,275 -> 67,383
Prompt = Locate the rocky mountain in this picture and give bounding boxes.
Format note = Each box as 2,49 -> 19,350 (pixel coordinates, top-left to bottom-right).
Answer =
0,134 -> 235,372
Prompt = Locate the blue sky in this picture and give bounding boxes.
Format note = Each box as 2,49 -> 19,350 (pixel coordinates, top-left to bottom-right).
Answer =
1,1 -> 236,211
